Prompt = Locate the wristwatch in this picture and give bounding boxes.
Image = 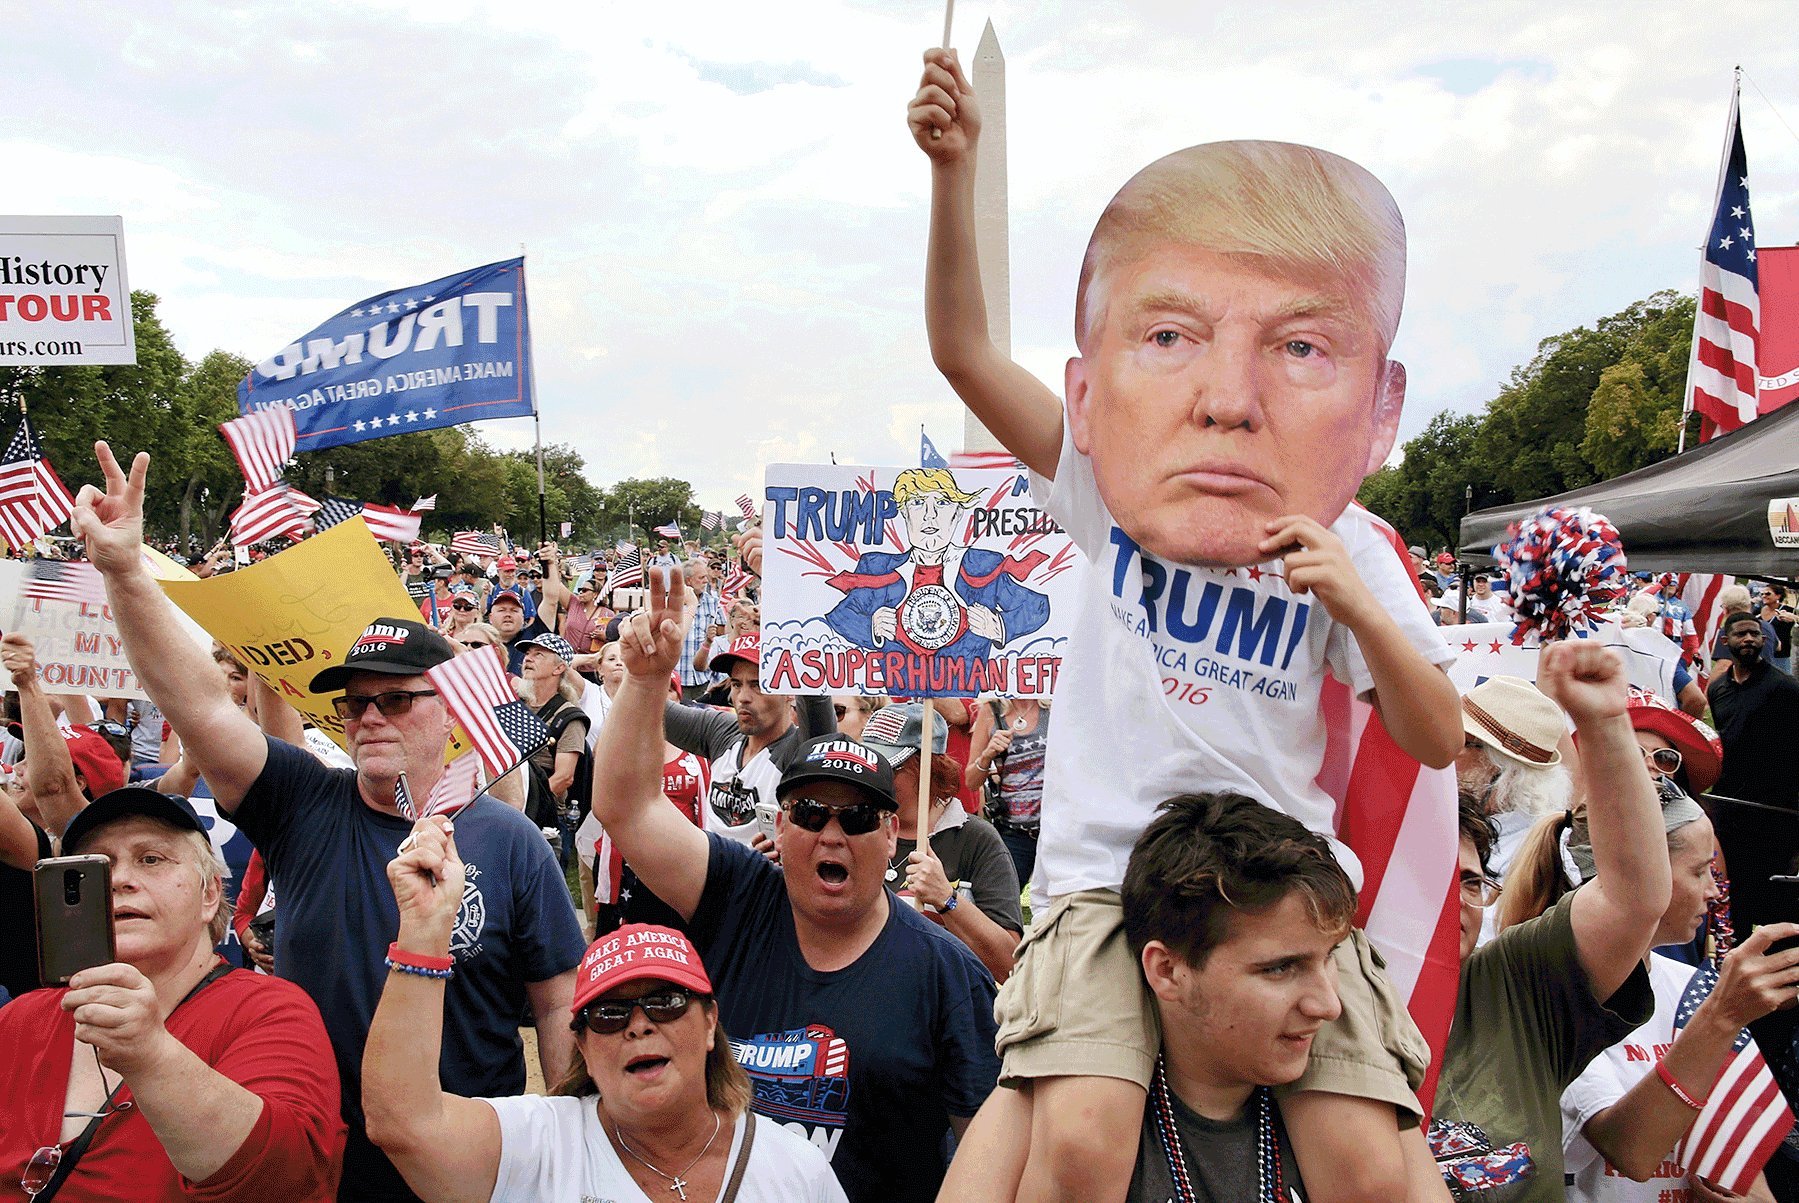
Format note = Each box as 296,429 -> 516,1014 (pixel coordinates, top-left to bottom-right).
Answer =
938,891 -> 959,914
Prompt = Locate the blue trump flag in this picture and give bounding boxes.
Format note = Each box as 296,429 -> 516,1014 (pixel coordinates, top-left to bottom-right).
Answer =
237,258 -> 534,451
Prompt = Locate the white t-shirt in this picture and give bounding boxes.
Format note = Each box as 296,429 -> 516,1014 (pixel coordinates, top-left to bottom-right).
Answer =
483,1095 -> 847,1203
1562,953 -> 1700,1202
1029,421 -> 1452,896
704,740 -> 781,847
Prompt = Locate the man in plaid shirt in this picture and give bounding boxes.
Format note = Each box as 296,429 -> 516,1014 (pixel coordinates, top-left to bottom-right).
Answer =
679,556 -> 727,701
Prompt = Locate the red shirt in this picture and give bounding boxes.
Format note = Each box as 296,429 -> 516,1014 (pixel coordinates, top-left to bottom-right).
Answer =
0,967 -> 345,1201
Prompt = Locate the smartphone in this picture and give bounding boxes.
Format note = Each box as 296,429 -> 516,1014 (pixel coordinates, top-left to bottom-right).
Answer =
1764,875 -> 1799,957
34,855 -> 115,986
754,799 -> 781,843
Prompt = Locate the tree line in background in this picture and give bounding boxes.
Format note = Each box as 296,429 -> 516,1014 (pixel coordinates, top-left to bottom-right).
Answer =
1358,289 -> 1698,553
0,285 -> 1703,560
0,292 -> 711,553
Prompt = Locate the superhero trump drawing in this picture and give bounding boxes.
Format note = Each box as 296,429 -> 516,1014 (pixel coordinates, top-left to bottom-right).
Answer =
824,468 -> 1051,663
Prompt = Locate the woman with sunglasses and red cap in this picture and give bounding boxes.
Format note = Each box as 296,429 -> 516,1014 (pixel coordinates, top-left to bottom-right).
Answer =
363,816 -> 846,1203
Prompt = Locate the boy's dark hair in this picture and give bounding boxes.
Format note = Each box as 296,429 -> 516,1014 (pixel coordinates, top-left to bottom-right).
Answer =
1122,793 -> 1357,968
1458,789 -> 1495,874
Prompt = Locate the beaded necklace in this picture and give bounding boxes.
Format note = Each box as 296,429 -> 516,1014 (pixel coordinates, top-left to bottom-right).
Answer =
1150,1054 -> 1284,1203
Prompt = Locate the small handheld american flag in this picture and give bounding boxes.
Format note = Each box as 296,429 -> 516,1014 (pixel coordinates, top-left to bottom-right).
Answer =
18,560 -> 108,609
605,548 -> 644,594
1671,962 -> 1795,1193
395,752 -> 483,821
219,405 -> 297,493
0,418 -> 76,551
450,531 -> 503,561
424,645 -> 550,777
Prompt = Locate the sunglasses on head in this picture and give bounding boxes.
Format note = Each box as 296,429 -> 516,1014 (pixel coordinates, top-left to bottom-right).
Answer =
782,795 -> 891,836
576,988 -> 701,1035
331,689 -> 438,720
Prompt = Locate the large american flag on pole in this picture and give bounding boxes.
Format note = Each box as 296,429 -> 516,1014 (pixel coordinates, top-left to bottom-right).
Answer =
0,418 -> 76,551
423,644 -> 550,777
1686,80 -> 1762,443
1318,506 -> 1461,1108
1671,962 -> 1795,1194
220,405 -> 297,493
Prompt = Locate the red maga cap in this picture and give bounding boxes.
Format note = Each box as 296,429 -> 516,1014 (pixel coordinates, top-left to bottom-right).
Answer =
571,924 -> 713,1014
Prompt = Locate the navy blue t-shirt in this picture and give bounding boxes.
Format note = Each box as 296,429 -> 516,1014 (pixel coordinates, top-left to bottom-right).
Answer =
688,834 -> 1000,1203
231,736 -> 586,1201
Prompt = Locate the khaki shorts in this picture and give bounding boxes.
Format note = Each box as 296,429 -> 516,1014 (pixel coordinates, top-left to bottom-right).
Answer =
994,890 -> 1428,1126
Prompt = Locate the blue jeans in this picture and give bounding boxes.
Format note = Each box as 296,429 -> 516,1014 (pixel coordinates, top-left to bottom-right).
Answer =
997,824 -> 1038,892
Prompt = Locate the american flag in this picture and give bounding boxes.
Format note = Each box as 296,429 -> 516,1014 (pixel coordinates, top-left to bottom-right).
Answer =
719,562 -> 753,603
220,405 -> 297,493
605,548 -> 644,593
423,644 -> 550,777
231,483 -> 319,547
314,497 -> 422,544
410,495 -> 437,513
0,418 -> 76,551
950,448 -> 1023,471
19,560 -> 108,608
615,540 -> 635,554
1672,962 -> 1795,1193
450,531 -> 503,560
653,521 -> 681,539
395,751 -> 482,821
733,494 -> 756,520
1686,82 -> 1763,443
1318,506 -> 1461,1108
701,510 -> 721,532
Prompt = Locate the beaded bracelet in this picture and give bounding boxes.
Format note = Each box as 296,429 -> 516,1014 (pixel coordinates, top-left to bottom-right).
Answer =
387,942 -> 454,980
1655,1061 -> 1706,1111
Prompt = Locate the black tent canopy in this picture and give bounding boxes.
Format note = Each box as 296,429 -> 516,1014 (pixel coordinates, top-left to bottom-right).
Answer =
1459,400 -> 1799,575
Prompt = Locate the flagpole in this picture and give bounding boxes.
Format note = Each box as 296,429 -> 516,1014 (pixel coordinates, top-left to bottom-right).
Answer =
522,248 -> 548,545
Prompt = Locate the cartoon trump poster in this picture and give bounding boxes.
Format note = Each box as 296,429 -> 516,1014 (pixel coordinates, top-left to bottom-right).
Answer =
759,464 -> 1080,698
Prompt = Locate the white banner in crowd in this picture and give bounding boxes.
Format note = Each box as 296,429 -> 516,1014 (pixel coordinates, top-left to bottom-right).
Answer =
1447,621 -> 1681,702
0,216 -> 136,366
758,463 -> 1080,698
0,559 -> 210,699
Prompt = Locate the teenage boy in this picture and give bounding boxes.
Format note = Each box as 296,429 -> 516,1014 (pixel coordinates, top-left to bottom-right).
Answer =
910,48 -> 1461,1203
944,790 -> 1359,1201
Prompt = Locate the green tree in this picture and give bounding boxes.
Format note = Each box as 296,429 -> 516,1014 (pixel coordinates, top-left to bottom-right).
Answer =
604,477 -> 700,544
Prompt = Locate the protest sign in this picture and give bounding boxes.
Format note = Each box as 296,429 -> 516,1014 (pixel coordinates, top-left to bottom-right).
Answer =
0,216 -> 136,366
758,463 -> 1078,698
161,517 -> 461,750
1446,621 -> 1681,701
238,257 -> 534,452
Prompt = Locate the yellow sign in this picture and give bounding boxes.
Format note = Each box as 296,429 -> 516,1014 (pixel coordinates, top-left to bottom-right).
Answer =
161,518 -> 438,751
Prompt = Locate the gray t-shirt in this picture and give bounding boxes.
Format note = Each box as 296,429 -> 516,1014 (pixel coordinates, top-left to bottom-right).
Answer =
1128,1086 -> 1306,1202
892,813 -> 1023,932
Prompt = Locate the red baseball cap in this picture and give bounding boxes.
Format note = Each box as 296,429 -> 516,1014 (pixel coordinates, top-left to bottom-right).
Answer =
60,726 -> 126,797
496,554 -> 517,571
571,924 -> 713,1014
710,633 -> 760,675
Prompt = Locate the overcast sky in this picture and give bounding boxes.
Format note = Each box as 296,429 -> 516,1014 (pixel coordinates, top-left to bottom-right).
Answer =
8,2 -> 1797,512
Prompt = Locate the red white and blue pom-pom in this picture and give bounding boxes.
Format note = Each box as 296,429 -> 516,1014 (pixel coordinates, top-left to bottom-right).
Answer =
1493,506 -> 1628,643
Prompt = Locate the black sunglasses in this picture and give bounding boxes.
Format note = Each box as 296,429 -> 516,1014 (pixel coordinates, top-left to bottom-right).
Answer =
451,601 -> 476,611
576,989 -> 702,1035
782,795 -> 891,836
331,689 -> 438,720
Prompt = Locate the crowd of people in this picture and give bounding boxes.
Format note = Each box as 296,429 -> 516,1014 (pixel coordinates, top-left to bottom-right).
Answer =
4,47 -> 1799,1203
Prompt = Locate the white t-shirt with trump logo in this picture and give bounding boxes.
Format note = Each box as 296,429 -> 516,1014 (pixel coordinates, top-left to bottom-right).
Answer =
1028,421 -> 1452,896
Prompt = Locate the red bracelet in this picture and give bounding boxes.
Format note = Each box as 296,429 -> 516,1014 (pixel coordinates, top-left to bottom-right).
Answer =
386,943 -> 454,972
1656,1061 -> 1707,1111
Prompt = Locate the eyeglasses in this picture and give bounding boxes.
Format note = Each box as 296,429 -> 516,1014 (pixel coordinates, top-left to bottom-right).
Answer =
331,690 -> 438,720
833,705 -> 848,720
458,639 -> 494,650
451,601 -> 476,611
1460,873 -> 1504,908
782,796 -> 891,836
1642,746 -> 1683,776
577,989 -> 701,1035
88,720 -> 129,738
